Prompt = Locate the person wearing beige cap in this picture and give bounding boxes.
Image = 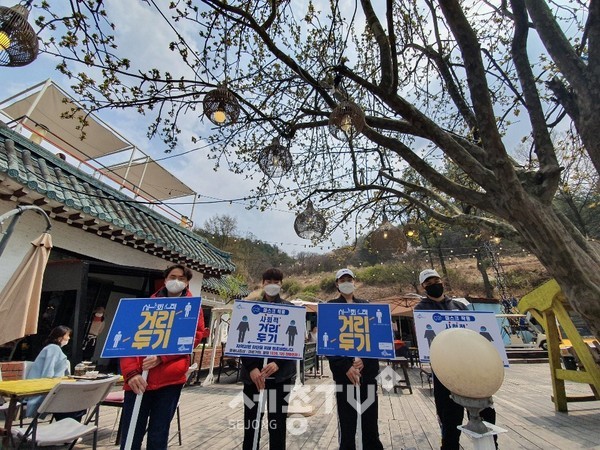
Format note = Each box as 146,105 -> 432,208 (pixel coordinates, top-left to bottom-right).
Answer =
414,269 -> 498,450
326,268 -> 384,450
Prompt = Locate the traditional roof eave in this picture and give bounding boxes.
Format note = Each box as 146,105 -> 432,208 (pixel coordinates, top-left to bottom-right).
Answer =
0,124 -> 235,277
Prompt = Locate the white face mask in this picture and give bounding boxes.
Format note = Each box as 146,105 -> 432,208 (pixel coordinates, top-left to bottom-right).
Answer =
264,283 -> 281,297
166,279 -> 187,294
338,282 -> 355,295
94,313 -> 103,318
60,338 -> 69,347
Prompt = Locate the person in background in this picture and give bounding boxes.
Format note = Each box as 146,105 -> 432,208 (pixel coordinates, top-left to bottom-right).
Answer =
327,268 -> 384,450
119,264 -> 205,450
307,325 -> 320,375
240,268 -> 296,450
26,326 -> 81,420
414,269 -> 498,450
82,306 -> 105,360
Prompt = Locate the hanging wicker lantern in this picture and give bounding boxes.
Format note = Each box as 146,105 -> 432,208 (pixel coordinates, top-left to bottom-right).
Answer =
294,200 -> 326,240
404,223 -> 420,239
202,84 -> 240,126
328,101 -> 365,141
368,216 -> 407,255
0,3 -> 38,67
258,137 -> 293,178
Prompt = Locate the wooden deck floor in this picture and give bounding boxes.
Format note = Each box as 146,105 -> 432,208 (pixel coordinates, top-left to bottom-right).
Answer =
75,362 -> 599,450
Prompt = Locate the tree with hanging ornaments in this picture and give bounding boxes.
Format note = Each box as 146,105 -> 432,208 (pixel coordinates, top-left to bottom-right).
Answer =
31,1 -> 600,336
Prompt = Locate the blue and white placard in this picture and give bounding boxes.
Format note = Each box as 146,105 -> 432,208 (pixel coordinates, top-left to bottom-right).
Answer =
413,310 -> 509,367
317,303 -> 395,359
224,300 -> 306,360
101,297 -> 202,358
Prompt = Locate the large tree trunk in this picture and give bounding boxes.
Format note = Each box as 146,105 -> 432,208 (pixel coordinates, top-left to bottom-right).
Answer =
475,250 -> 494,298
507,196 -> 600,338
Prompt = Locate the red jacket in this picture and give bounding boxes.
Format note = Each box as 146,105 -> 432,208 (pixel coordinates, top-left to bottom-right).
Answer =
120,287 -> 206,391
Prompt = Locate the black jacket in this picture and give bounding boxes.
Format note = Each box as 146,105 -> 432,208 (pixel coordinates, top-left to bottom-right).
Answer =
414,295 -> 468,311
326,295 -> 381,384
240,295 -> 296,384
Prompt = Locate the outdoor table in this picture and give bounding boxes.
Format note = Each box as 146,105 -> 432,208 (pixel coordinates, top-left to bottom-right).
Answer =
386,357 -> 413,394
0,377 -> 72,443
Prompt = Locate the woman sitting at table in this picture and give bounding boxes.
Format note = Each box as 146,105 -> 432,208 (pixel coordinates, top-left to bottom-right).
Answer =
26,326 -> 83,420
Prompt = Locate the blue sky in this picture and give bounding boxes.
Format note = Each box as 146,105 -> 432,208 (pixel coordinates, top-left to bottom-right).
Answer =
0,1 -> 343,255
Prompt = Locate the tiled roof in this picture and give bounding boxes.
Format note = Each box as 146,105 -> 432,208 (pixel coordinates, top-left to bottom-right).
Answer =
202,275 -> 251,299
0,124 -> 235,277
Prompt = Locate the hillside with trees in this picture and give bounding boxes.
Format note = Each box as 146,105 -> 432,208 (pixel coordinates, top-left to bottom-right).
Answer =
197,214 -> 551,303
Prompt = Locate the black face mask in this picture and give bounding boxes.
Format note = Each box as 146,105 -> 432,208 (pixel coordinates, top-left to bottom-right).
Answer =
425,283 -> 444,298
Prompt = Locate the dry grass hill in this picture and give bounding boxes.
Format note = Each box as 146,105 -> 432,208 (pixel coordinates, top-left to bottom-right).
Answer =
247,255 -> 550,302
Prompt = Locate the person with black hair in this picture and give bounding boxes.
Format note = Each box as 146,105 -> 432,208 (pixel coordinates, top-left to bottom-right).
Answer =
26,326 -> 81,419
240,267 -> 296,450
119,264 -> 205,450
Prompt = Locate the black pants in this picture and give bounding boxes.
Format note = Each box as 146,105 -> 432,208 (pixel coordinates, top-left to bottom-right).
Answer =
243,379 -> 291,450
433,375 -> 497,450
335,382 -> 384,450
120,384 -> 182,450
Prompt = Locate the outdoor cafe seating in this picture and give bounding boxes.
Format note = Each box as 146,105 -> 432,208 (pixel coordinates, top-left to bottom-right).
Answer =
9,376 -> 119,449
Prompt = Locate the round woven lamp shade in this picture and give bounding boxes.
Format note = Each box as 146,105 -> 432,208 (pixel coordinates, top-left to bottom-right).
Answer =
294,200 -> 326,240
0,4 -> 38,67
369,218 -> 407,255
202,85 -> 240,126
258,138 -> 293,178
328,101 -> 365,141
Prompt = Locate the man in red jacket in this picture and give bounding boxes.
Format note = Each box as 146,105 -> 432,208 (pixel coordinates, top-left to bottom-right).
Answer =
119,264 -> 205,450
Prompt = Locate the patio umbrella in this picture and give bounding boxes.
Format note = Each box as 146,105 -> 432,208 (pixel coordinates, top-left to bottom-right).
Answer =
0,206 -> 52,345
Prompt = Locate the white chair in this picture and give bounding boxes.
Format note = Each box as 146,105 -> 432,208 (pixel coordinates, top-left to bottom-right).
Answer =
11,376 -> 119,449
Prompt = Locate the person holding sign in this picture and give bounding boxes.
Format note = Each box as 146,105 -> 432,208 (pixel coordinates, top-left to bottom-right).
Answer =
240,268 -> 296,450
414,269 -> 498,450
327,268 -> 384,450
119,264 -> 205,450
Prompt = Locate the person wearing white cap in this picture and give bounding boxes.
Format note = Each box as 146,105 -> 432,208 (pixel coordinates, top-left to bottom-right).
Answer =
414,269 -> 498,450
326,269 -> 384,450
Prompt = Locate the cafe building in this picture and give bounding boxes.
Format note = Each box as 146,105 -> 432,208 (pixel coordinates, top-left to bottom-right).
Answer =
0,81 -> 235,369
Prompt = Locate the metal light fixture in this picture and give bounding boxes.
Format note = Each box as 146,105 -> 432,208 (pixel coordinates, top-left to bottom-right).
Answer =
294,200 -> 326,240
258,137 -> 293,178
368,216 -> 407,254
202,84 -> 240,126
0,2 -> 38,67
328,101 -> 365,141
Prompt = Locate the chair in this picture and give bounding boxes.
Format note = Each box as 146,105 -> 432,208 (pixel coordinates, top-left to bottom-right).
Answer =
11,376 -> 119,449
420,364 -> 433,394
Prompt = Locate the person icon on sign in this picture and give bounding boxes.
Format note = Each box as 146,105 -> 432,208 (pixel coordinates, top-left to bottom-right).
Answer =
424,324 -> 436,346
376,309 -> 382,324
286,320 -> 298,346
323,331 -> 329,348
479,325 -> 494,342
237,316 -> 250,342
184,302 -> 192,317
113,330 -> 122,348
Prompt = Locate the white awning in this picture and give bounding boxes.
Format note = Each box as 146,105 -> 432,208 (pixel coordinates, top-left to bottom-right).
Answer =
105,157 -> 194,200
0,80 -> 133,161
1,80 -> 194,201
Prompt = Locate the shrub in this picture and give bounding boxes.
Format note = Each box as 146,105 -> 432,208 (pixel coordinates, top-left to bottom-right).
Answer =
282,279 -> 302,296
319,276 -> 337,293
